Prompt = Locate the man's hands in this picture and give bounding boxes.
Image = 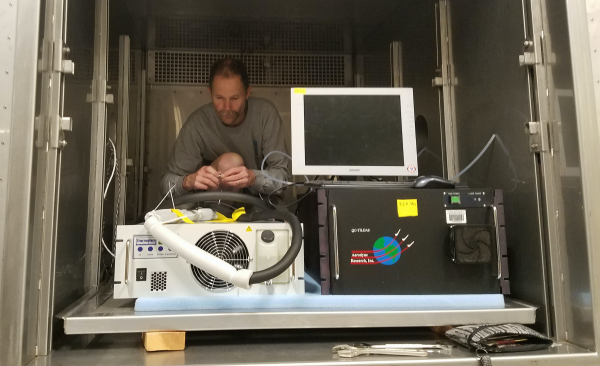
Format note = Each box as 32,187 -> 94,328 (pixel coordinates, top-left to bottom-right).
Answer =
182,165 -> 220,191
183,165 -> 255,191
220,166 -> 256,189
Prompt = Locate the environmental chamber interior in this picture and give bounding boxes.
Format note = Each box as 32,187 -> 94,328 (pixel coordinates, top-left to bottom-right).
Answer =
43,0 -> 596,360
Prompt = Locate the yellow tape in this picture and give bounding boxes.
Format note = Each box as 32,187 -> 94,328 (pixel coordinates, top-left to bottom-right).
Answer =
171,209 -> 195,224
294,88 -> 306,94
208,207 -> 247,223
397,199 -> 418,217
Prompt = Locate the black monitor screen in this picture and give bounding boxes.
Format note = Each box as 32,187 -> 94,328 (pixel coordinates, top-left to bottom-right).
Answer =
304,95 -> 404,166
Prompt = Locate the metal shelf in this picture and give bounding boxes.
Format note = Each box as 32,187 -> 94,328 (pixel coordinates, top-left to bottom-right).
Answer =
59,286 -> 537,335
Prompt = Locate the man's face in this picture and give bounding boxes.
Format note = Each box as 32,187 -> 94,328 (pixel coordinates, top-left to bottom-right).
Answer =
210,75 -> 251,127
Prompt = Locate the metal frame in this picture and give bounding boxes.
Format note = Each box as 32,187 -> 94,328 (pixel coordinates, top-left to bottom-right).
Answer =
390,41 -> 403,88
114,36 -> 130,227
34,0 -> 74,357
131,51 -> 144,222
135,68 -> 146,218
85,0 -> 110,291
0,0 -> 42,364
437,0 -> 459,179
526,0 -> 573,343
565,0 -> 600,354
518,0 -> 556,338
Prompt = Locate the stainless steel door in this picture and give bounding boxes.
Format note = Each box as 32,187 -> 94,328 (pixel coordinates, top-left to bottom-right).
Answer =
437,0 -> 551,334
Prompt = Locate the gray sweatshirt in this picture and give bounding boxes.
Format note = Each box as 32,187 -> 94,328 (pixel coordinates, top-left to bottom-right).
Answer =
160,96 -> 290,197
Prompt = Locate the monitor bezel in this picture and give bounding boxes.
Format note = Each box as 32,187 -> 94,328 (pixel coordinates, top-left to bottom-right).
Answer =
291,88 -> 418,177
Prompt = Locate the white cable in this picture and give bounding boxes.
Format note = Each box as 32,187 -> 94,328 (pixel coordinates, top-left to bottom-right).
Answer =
450,134 -> 519,191
153,184 -> 176,212
100,138 -> 117,258
104,139 -> 117,199
102,238 -> 115,257
160,212 -> 200,225
169,182 -> 176,209
450,134 -> 497,181
261,150 -> 308,184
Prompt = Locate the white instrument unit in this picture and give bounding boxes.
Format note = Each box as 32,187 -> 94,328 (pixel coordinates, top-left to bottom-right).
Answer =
114,222 -> 305,298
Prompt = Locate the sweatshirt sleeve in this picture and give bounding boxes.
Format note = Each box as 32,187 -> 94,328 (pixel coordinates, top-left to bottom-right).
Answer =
250,101 -> 291,195
160,112 -> 204,198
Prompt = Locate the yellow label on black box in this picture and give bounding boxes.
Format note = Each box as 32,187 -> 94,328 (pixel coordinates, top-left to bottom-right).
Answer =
397,199 -> 418,217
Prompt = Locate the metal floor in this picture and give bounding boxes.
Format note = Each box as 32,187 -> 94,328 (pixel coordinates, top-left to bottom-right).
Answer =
28,328 -> 596,366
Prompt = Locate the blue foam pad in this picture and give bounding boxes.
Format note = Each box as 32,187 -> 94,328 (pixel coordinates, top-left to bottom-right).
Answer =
135,277 -> 505,312
135,294 -> 505,312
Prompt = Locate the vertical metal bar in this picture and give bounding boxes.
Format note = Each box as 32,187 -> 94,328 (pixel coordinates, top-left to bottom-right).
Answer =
355,55 -> 364,87
434,3 -> 447,176
115,36 -> 130,227
85,0 -> 110,291
136,69 -> 147,216
34,0 -> 69,356
520,0 -> 554,337
132,52 -> 142,221
438,0 -> 459,179
391,41 -> 403,88
332,205 -> 339,280
527,0 -> 567,340
0,0 -> 42,364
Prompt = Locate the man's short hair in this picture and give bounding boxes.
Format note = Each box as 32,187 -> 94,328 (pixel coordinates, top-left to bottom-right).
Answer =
209,58 -> 250,91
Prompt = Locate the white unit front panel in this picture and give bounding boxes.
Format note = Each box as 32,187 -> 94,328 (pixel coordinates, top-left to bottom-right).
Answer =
114,222 -> 305,298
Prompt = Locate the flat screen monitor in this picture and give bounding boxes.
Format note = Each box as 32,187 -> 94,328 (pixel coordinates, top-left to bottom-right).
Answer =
291,88 -> 418,177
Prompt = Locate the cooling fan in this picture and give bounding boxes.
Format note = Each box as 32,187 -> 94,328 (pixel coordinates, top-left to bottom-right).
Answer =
191,230 -> 251,292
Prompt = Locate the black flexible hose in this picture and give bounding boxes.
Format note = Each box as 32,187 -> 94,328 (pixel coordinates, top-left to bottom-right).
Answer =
154,192 -> 301,284
237,210 -> 303,284
159,191 -> 271,211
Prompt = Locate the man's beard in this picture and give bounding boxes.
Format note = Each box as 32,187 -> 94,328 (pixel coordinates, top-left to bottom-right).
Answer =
219,110 -> 240,120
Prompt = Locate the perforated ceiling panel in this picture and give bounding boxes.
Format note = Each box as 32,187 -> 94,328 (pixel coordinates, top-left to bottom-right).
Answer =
148,51 -> 351,86
154,17 -> 348,54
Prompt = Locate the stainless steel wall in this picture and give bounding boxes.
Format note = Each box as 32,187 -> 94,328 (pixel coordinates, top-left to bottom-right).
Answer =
544,0 -> 594,350
447,0 -> 550,333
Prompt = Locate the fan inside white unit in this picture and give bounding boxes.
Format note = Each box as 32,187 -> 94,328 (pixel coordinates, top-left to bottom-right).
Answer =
192,230 -> 250,292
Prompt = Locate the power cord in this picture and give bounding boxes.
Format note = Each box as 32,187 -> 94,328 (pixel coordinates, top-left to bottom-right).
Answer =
101,139 -> 117,258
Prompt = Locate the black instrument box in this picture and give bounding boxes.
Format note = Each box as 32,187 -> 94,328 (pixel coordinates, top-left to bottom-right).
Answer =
298,187 -> 510,295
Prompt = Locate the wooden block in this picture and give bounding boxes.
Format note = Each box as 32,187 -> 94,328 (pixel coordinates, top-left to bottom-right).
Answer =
143,331 -> 186,352
431,326 -> 455,336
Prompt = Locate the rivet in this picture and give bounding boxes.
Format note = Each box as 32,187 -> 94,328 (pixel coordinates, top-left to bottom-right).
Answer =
0,178 -> 3,182
3,106 -> 6,109
9,2 -> 13,5
1,142 -> 4,145
5,71 -> 8,74
7,36 -> 10,40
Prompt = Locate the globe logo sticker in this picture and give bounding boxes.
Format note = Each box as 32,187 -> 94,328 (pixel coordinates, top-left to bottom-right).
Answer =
350,229 -> 415,265
373,236 -> 401,265
407,165 -> 416,173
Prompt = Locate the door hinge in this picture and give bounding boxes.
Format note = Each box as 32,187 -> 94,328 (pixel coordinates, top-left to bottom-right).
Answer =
525,121 -> 547,152
37,40 -> 75,75
519,52 -> 540,67
35,115 -> 72,149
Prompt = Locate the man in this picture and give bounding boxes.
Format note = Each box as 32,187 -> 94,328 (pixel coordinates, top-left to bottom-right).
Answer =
160,58 -> 290,199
